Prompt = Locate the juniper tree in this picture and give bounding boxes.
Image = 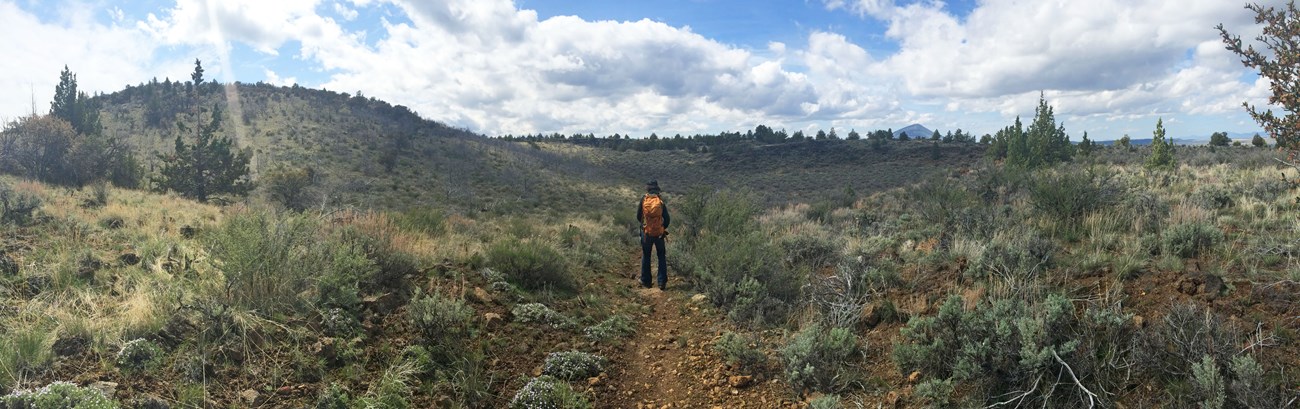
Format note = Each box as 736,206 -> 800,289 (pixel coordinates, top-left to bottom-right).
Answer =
1146,118 -> 1175,170
1219,3 -> 1300,170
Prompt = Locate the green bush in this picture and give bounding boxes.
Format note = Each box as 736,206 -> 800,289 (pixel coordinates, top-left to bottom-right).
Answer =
971,229 -> 1055,279
1228,354 -> 1292,408
906,176 -> 974,226
807,394 -> 842,409
315,243 -> 374,334
1194,185 -> 1237,210
408,292 -> 474,350
1163,222 -> 1222,258
541,351 -> 605,381
204,210 -> 319,316
1028,169 -> 1119,224
0,381 -> 118,409
583,315 -> 634,342
1137,303 -> 1237,381
508,376 -> 590,409
0,182 -> 41,226
781,323 -> 857,393
115,338 -> 164,373
777,228 -> 842,271
487,238 -> 574,293
1191,355 -> 1226,409
511,303 -> 572,329
315,383 -> 352,409
339,222 -> 419,291
715,331 -> 766,372
893,294 -> 1129,406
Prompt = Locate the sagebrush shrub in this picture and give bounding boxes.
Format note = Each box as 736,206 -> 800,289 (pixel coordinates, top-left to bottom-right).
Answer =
1137,303 -> 1237,380
0,381 -> 117,409
408,293 -> 474,347
487,238 -> 573,293
1191,355 -> 1226,409
0,182 -> 41,225
1163,222 -> 1222,258
204,210 -> 319,315
116,338 -> 164,373
583,315 -> 633,342
1028,169 -> 1119,224
315,382 -> 352,409
509,376 -> 591,409
807,394 -> 842,409
781,323 -> 857,393
511,303 -> 572,329
777,227 -> 842,271
715,331 -> 766,372
541,351 -> 605,381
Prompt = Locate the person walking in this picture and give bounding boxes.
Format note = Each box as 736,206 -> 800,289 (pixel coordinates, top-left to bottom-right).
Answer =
638,180 -> 670,290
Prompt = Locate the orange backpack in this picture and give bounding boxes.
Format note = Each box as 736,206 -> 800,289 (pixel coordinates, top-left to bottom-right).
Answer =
642,194 -> 665,237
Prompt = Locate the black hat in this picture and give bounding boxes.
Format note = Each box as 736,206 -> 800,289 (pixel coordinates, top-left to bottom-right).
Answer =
646,179 -> 659,187
646,179 -> 660,193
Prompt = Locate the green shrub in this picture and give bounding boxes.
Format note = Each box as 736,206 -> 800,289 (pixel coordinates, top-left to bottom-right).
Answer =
1228,354 -> 1292,408
511,303 -> 572,329
408,292 -> 474,349
1123,192 -> 1169,234
1137,303 -> 1237,380
204,210 -> 319,315
971,229 -> 1055,279
508,376 -> 590,409
0,381 -> 118,409
777,228 -> 842,271
1163,222 -> 1222,258
1194,185 -> 1237,210
781,323 -> 857,393
541,351 -> 605,381
262,164 -> 317,212
0,182 -> 41,226
339,221 -> 419,291
115,338 -> 164,373
1028,169 -> 1119,224
583,315 -> 634,342
1191,355 -> 1226,409
906,176 -> 973,226
315,383 -> 351,409
807,394 -> 841,409
894,294 -> 1129,406
315,243 -> 374,337
487,238 -> 573,293
715,331 -> 766,372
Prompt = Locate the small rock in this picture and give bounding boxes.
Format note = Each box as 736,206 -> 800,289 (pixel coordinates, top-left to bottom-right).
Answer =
118,252 -> 141,266
90,381 -> 118,398
907,370 -> 922,383
362,293 -> 401,315
1132,315 -> 1145,329
533,366 -> 543,376
132,394 -> 169,409
239,389 -> 261,406
728,375 -> 753,388
690,294 -> 708,303
469,286 -> 494,304
484,312 -> 503,326
886,391 -> 901,407
588,376 -> 602,386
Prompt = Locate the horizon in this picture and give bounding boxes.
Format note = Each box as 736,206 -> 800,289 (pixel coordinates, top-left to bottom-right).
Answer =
0,0 -> 1282,140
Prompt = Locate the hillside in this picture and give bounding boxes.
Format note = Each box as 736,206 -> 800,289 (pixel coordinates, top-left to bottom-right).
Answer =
92,83 -> 983,212
94,82 -> 632,213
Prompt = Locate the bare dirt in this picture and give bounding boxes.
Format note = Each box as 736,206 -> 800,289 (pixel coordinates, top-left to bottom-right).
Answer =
595,263 -> 798,409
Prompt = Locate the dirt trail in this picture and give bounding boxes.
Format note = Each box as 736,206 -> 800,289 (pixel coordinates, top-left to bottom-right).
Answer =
594,259 -> 796,409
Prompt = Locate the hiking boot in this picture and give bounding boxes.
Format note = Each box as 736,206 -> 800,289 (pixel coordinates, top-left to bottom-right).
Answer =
658,282 -> 666,291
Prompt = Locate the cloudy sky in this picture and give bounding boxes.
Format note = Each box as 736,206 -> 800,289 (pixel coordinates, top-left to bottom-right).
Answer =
0,0 -> 1282,139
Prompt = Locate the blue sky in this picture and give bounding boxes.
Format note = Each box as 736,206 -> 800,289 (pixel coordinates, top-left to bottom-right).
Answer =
0,0 -> 1282,140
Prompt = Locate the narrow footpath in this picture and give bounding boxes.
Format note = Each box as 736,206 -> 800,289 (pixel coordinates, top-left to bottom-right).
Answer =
594,257 -> 797,409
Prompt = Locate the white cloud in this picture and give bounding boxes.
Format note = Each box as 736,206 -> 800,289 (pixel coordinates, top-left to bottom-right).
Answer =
0,1 -> 164,120
333,2 -> 358,21
140,0 -> 336,55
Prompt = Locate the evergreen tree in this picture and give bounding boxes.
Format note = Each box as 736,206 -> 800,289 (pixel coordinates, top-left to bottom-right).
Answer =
152,60 -> 248,201
1146,118 -> 1175,170
1219,4 -> 1300,164
153,104 -> 252,202
846,129 -> 860,140
1209,132 -> 1231,147
898,131 -> 910,141
1252,133 -> 1267,147
1078,131 -> 1094,157
1118,134 -> 1132,148
930,129 -> 941,141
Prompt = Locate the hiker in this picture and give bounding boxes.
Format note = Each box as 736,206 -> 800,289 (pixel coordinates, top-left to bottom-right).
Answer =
638,180 -> 670,290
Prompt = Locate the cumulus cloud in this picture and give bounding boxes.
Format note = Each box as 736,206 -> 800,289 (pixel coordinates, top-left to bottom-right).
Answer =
140,0 -> 338,55
0,1 -> 164,120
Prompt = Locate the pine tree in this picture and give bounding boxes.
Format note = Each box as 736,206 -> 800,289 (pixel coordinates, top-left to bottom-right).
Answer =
1145,118 -> 1175,170
152,59 -> 250,202
1219,3 -> 1300,165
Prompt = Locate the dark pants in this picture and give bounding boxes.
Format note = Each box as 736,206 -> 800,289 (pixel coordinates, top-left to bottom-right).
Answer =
640,233 -> 667,287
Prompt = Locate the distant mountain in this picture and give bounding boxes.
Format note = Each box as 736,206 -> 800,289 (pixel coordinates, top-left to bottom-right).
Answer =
893,124 -> 932,140
1098,138 -> 1224,146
